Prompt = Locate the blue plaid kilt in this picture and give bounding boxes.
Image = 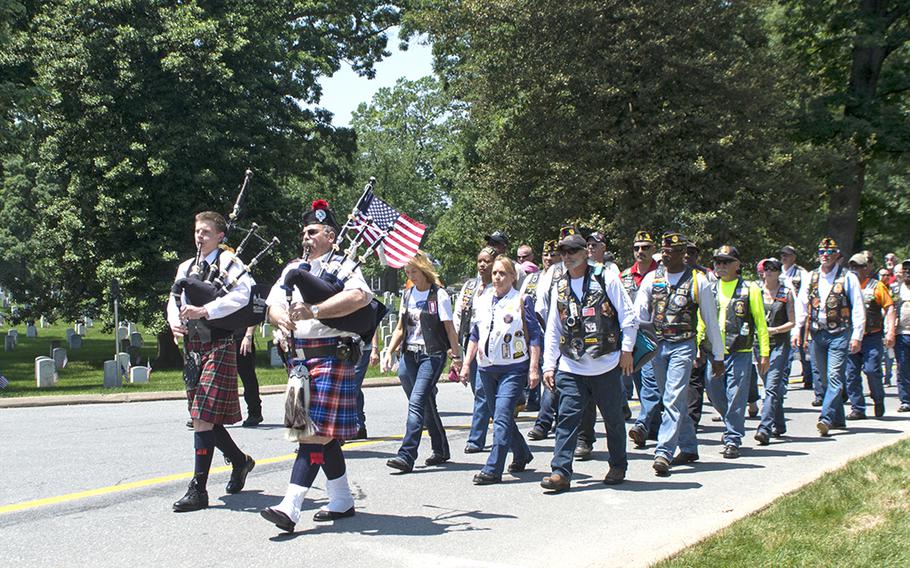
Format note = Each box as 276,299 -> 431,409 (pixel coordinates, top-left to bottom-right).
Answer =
288,336 -> 358,440
186,336 -> 242,425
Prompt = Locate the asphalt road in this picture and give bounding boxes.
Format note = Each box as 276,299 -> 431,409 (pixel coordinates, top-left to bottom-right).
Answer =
2,375 -> 909,568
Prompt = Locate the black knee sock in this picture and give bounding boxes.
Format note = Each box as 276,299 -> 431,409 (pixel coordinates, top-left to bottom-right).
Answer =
322,439 -> 346,480
290,443 -> 323,487
212,425 -> 245,464
193,430 -> 216,489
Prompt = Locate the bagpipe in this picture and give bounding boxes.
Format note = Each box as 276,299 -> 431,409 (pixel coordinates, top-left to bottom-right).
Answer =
170,169 -> 281,333
281,177 -> 393,342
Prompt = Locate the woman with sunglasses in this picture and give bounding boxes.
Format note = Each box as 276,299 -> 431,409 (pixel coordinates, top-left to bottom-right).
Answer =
383,252 -> 462,473
461,255 -> 541,484
754,258 -> 795,444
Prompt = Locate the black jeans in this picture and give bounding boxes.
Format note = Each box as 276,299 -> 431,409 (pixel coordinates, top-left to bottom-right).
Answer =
236,341 -> 261,415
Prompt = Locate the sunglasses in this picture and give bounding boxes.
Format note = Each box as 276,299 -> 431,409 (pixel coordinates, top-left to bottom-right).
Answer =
633,245 -> 653,252
817,248 -> 839,256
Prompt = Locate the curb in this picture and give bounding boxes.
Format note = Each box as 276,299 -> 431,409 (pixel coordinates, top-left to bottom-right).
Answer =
0,376 -> 402,409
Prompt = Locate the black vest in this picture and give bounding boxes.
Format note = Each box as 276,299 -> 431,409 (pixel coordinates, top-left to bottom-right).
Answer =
556,266 -> 621,360
714,278 -> 755,352
652,266 -> 698,342
522,271 -> 542,298
861,278 -> 884,334
403,284 -> 450,355
786,264 -> 805,293
456,278 -> 481,348
807,266 -> 851,334
764,283 -> 791,346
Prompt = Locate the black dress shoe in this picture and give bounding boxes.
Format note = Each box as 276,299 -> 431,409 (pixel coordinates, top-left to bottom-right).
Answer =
424,453 -> 449,466
464,444 -> 483,454
242,413 -> 263,427
846,410 -> 866,420
350,426 -> 368,440
573,442 -> 593,461
811,397 -> 823,407
527,426 -> 548,441
386,456 -> 413,473
603,466 -> 625,485
722,444 -> 740,459
670,452 -> 699,465
173,479 -> 208,512
226,454 -> 255,494
260,507 -> 295,532
628,424 -> 647,449
313,506 -> 355,522
473,471 -> 502,485
508,454 -> 533,473
754,431 -> 770,446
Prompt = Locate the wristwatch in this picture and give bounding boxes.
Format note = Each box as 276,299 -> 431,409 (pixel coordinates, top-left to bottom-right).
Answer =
310,304 -> 320,319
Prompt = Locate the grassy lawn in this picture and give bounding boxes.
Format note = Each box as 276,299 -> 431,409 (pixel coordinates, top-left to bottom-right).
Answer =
657,438 -> 910,567
0,322 -> 395,397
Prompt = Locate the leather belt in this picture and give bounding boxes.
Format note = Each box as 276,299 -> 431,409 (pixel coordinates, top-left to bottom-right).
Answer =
295,338 -> 361,362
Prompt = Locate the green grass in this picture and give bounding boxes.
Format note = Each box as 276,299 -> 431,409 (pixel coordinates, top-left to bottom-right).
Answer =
656,438 -> 910,567
0,322 -> 395,397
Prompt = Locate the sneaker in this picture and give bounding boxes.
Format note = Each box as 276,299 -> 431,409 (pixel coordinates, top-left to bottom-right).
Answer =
527,426 -> 548,441
898,404 -> 910,413
722,444 -> 740,459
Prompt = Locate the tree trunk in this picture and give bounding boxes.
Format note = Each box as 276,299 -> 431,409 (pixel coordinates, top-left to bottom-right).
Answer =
152,329 -> 182,369
825,156 -> 865,255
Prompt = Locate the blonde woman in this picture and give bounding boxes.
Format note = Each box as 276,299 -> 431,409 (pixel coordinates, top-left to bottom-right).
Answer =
460,256 -> 542,484
382,252 -> 463,472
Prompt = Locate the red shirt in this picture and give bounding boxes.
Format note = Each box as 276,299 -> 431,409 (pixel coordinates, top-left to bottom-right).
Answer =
629,260 -> 658,287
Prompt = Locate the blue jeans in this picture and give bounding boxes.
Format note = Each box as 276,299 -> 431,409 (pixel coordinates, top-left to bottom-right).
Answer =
758,342 -> 791,435
524,380 -> 541,410
896,335 -> 910,405
352,346 -> 372,429
535,362 -> 559,432
467,359 -> 491,449
812,330 -> 849,426
789,327 -> 814,387
397,351 -> 449,465
551,366 -> 627,479
479,367 -> 532,477
706,351 -> 752,447
884,347 -> 894,384
651,339 -> 698,460
845,332 -> 885,414
633,360 -> 662,435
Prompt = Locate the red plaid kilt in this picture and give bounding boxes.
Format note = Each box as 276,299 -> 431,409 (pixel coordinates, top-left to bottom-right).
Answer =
289,337 -> 359,440
186,336 -> 242,425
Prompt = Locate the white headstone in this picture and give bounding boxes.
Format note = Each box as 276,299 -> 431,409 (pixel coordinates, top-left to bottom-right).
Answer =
129,331 -> 143,348
127,322 -> 137,336
261,323 -> 271,338
65,329 -> 75,341
40,316 -> 47,328
26,324 -> 37,338
52,347 -> 68,370
8,329 -> 17,347
75,323 -> 85,336
116,326 -> 128,342
270,346 -> 283,367
103,360 -> 122,388
35,357 -> 57,388
85,316 -> 93,328
68,334 -> 83,350
4,335 -> 14,352
129,366 -> 149,384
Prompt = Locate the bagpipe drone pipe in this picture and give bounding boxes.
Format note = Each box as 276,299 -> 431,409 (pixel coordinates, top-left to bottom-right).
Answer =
170,169 -> 281,332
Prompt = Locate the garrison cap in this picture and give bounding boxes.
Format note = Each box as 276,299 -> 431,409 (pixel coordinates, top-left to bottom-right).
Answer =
661,232 -> 687,249
633,230 -> 654,245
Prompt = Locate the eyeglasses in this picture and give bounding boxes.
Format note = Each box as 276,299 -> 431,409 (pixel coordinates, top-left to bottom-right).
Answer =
633,245 -> 653,252
817,248 -> 839,256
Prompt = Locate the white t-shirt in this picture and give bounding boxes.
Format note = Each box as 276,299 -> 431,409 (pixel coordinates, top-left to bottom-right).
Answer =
401,287 -> 453,346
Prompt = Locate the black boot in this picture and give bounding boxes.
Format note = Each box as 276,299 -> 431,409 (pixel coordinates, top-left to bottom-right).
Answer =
226,454 -> 256,494
173,479 -> 208,512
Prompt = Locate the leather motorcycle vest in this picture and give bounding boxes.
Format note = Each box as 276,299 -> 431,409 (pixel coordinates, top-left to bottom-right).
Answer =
652,266 -> 698,342
764,283 -> 791,345
456,277 -> 481,347
556,266 -> 621,360
403,284 -> 450,354
807,266 -> 851,334
861,278 -> 884,334
715,278 -> 755,352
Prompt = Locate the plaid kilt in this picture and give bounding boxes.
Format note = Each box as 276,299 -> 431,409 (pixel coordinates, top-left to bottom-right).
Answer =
186,336 -> 242,425
288,337 -> 358,440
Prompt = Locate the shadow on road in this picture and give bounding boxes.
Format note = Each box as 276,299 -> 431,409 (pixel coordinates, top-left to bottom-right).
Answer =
572,478 -> 703,492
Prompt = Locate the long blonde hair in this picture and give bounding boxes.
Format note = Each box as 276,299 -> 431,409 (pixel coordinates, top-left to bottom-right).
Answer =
407,251 -> 443,287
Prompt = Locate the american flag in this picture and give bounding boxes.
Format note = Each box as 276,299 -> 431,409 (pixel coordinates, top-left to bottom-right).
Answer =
353,190 -> 426,268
